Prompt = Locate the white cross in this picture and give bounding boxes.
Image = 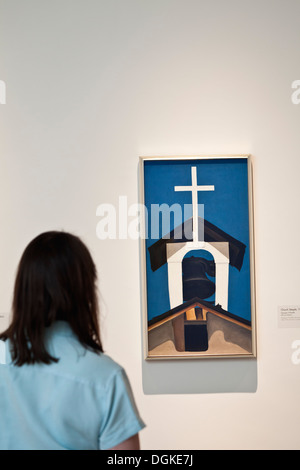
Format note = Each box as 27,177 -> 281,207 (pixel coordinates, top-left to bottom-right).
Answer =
174,166 -> 215,243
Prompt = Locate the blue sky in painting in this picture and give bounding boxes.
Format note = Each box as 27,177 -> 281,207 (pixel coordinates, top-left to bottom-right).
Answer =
143,158 -> 251,322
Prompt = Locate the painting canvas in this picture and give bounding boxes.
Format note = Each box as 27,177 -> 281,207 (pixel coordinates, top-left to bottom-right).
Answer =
139,155 -> 256,360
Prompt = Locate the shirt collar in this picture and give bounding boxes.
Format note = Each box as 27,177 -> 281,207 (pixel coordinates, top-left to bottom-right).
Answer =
45,321 -> 76,338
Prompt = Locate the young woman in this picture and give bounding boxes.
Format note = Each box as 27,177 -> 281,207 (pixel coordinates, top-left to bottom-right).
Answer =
0,231 -> 145,450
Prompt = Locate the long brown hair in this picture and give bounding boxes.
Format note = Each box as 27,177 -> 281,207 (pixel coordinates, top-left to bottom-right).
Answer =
0,231 -> 103,365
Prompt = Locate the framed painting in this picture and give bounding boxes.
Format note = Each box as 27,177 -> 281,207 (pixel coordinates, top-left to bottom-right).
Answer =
139,155 -> 256,360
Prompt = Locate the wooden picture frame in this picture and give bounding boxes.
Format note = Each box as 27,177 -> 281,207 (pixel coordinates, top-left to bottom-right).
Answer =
139,155 -> 256,360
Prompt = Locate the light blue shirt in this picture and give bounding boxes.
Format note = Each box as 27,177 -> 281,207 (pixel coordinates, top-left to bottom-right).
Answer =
0,321 -> 145,450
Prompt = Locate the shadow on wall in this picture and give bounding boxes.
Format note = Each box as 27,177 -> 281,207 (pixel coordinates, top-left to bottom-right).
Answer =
142,355 -> 257,395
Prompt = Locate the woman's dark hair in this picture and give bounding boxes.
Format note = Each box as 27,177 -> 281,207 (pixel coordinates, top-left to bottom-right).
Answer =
0,231 -> 103,366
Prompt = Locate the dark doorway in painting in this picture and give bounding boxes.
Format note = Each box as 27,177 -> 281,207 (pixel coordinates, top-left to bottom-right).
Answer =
184,321 -> 208,351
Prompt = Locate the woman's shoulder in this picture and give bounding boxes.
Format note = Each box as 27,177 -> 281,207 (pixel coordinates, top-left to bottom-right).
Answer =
46,323 -> 125,386
85,350 -> 124,378
70,344 -> 126,384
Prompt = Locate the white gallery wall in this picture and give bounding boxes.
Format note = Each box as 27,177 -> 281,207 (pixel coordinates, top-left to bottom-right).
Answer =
1,0 -> 300,450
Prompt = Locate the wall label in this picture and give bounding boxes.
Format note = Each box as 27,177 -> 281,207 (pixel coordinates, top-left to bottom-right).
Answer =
278,305 -> 300,328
